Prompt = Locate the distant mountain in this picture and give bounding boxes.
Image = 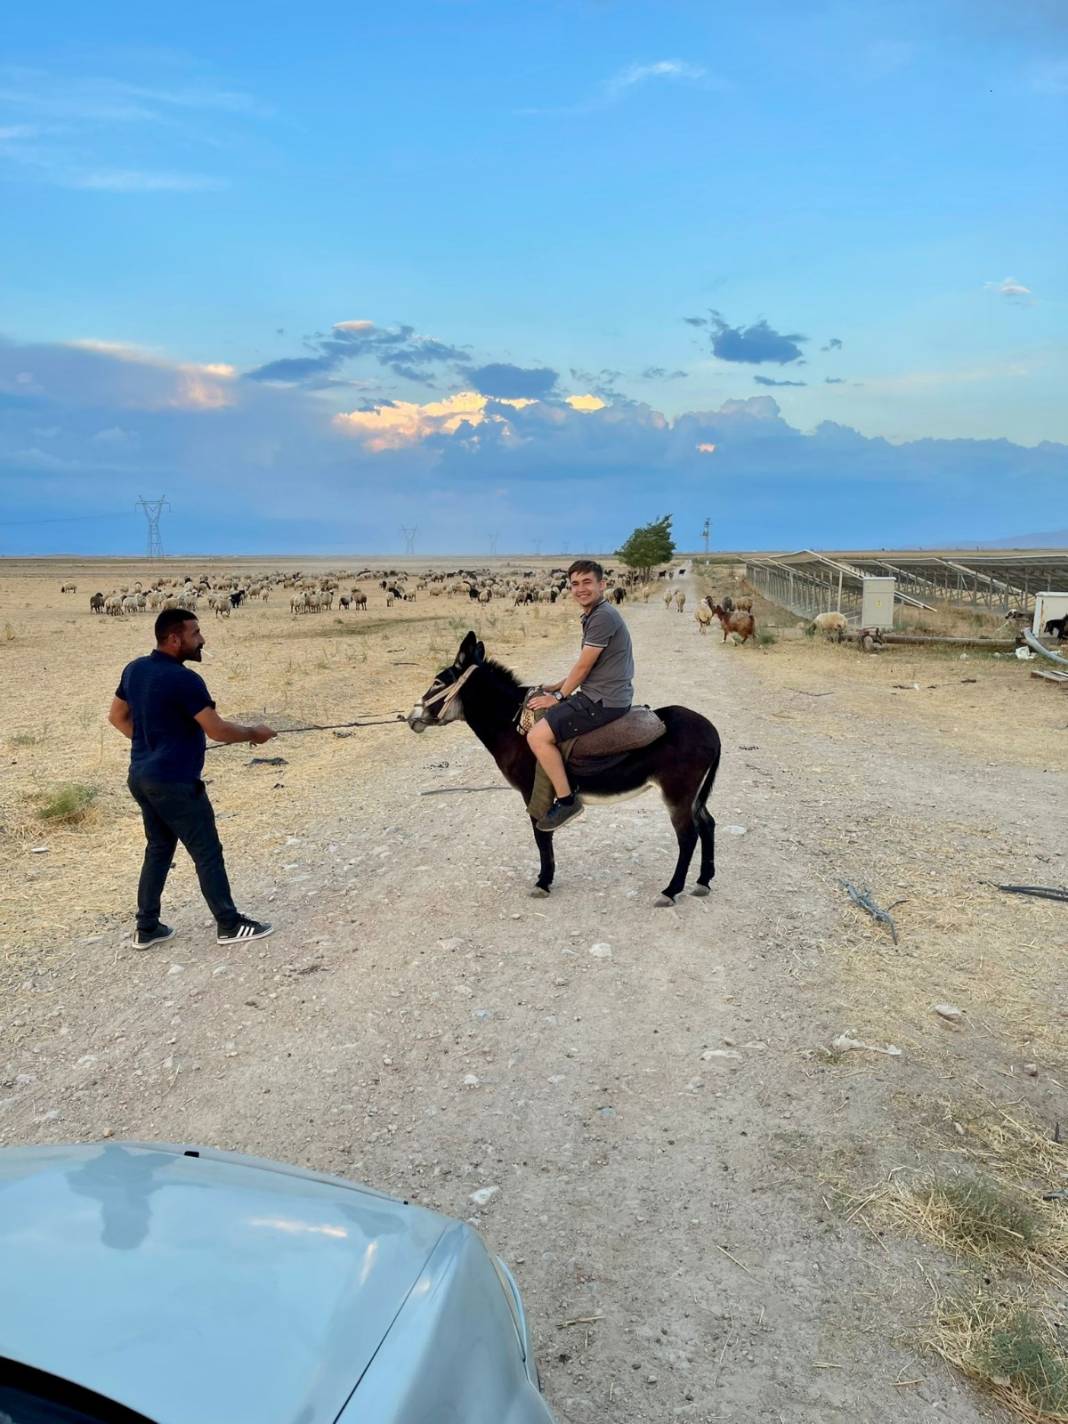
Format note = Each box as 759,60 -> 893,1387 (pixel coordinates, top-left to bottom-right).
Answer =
974,530 -> 1068,549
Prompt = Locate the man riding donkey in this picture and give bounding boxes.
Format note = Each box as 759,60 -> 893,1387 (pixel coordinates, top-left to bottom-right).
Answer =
525,559 -> 634,832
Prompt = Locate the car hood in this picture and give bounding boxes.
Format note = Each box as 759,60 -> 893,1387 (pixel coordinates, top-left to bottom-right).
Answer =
0,1141 -> 450,1424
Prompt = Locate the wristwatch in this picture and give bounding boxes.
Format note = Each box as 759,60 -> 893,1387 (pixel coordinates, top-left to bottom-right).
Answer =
552,690 -> 564,701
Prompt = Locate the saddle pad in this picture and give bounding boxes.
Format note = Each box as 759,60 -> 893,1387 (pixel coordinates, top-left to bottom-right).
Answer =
571,707 -> 666,760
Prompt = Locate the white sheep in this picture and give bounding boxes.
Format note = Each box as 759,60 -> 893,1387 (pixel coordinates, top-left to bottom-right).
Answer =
811,611 -> 848,641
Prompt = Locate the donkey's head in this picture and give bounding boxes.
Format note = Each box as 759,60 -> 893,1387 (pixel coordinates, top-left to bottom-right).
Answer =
407,631 -> 485,733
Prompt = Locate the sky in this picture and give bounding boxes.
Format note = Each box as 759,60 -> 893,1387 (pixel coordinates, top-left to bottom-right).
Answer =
0,0 -> 1065,555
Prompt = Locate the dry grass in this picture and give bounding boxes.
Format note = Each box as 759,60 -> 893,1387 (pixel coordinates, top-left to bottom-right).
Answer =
841,1100 -> 1068,1419
848,1101 -> 1067,1283
930,1294 -> 1068,1423
0,558 -> 576,963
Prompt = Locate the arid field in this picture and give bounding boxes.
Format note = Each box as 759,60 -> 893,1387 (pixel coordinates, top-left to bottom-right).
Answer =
2,556 -> 1067,1424
0,557 -> 574,954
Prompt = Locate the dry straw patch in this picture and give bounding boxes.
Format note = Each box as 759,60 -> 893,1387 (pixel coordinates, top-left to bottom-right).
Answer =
844,1101 -> 1068,1421
930,1294 -> 1068,1424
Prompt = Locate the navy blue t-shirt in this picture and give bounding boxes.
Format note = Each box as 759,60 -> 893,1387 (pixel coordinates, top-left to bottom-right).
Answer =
116,650 -> 215,782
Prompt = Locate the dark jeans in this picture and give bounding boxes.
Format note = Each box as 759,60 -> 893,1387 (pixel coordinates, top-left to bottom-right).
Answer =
127,775 -> 238,932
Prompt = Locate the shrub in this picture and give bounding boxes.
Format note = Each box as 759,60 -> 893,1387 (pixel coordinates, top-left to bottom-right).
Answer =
37,783 -> 98,824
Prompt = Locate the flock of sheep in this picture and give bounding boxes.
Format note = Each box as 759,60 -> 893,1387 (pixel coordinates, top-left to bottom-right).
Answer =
74,564 -> 643,621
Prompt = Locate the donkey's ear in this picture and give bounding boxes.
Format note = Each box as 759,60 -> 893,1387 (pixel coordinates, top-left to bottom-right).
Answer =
473,640 -> 485,664
455,630 -> 478,666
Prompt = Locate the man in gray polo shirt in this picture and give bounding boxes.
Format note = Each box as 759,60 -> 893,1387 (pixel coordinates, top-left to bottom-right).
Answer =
527,558 -> 634,832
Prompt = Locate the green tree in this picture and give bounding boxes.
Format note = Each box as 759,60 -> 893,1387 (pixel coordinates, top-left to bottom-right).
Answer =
616,515 -> 676,580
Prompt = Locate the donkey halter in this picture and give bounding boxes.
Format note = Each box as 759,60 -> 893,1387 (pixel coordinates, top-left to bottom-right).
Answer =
415,663 -> 479,719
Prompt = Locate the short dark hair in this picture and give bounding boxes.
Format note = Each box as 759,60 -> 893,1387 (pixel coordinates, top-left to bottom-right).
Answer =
567,559 -> 604,580
154,608 -> 197,643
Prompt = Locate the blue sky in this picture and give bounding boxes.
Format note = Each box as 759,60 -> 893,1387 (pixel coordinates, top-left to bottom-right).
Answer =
1,1 -> 1065,554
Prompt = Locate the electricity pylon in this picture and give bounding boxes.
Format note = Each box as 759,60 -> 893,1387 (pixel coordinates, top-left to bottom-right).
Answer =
400,526 -> 417,555
136,496 -> 170,558
701,517 -> 711,554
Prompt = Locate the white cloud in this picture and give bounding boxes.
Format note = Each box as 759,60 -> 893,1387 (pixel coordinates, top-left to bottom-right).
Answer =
520,57 -> 715,115
984,276 -> 1034,303
68,168 -> 226,192
602,60 -> 709,101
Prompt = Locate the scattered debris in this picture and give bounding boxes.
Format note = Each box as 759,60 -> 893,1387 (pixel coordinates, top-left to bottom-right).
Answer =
987,883 -> 1068,904
831,1032 -> 902,1058
1022,1063 -> 1039,1078
589,942 -> 613,959
933,1003 -> 964,1023
29,846 -> 49,854
419,785 -> 510,796
469,1186 -> 498,1206
701,1048 -> 742,1061
249,756 -> 287,766
558,1314 -> 604,1329
838,879 -> 904,944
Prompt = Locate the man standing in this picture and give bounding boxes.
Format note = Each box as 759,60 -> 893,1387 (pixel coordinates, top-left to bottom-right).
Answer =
526,559 -> 634,832
108,608 -> 276,949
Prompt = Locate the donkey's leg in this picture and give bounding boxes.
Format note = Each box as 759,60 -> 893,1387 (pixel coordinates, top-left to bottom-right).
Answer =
692,800 -> 716,895
656,802 -> 699,907
692,761 -> 718,895
531,819 -> 556,897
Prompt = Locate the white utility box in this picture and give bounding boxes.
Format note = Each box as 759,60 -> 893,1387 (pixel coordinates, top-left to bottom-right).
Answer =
860,576 -> 895,630
1033,591 -> 1068,636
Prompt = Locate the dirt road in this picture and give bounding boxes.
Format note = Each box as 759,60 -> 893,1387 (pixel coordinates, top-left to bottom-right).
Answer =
3,577 -> 1065,1422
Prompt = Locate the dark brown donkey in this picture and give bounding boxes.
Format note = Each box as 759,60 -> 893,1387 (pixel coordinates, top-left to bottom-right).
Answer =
408,632 -> 721,906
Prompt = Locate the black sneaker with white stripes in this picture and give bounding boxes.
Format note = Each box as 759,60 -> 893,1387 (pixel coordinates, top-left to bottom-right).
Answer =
133,923 -> 176,950
216,916 -> 274,946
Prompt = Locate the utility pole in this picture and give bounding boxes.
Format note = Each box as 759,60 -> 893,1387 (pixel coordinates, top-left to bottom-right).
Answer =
400,526 -> 417,556
135,496 -> 170,559
701,517 -> 711,555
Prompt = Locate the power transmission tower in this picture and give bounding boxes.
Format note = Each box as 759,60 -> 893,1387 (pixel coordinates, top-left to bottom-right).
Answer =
701,517 -> 711,555
400,526 -> 417,556
135,496 -> 170,558
533,537 -> 542,557
489,532 -> 499,556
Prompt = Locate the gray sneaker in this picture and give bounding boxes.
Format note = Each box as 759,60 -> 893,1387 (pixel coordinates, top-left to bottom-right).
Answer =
536,797 -> 585,834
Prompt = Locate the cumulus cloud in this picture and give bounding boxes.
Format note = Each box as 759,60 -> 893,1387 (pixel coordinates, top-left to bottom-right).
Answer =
641,366 -> 688,380
706,312 -> 806,365
3,332 -> 1065,555
464,363 -> 558,399
822,337 -> 843,351
754,376 -> 807,387
247,320 -> 469,386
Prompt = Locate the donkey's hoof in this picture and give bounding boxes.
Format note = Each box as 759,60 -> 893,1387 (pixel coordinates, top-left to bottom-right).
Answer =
690,884 -> 710,898
530,885 -> 551,899
654,894 -> 676,908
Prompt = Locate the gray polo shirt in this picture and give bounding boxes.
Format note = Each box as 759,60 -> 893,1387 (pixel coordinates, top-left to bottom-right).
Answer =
579,599 -> 634,707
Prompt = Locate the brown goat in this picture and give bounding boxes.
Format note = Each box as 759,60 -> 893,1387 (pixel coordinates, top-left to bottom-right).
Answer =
711,604 -> 756,645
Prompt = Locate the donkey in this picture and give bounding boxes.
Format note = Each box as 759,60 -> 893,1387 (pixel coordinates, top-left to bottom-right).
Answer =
408,633 -> 721,906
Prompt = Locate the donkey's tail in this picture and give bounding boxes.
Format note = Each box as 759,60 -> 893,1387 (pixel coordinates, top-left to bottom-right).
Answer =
691,738 -> 722,821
